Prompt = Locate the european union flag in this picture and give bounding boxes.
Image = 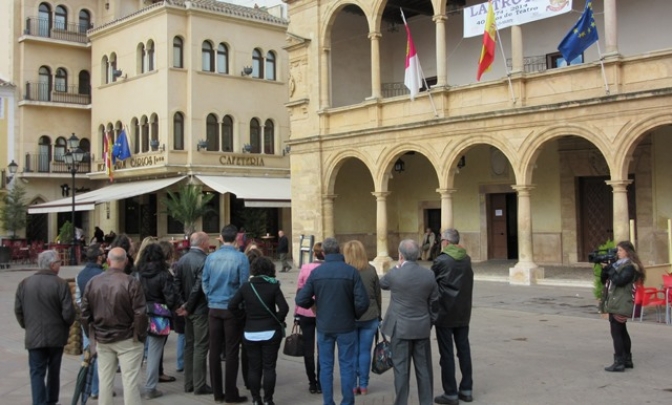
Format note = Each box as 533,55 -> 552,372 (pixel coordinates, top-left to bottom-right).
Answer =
113,129 -> 132,162
558,1 -> 599,65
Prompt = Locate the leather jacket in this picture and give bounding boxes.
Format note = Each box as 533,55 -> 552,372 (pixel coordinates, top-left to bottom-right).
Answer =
431,245 -> 474,328
174,247 -> 209,315
81,267 -> 148,344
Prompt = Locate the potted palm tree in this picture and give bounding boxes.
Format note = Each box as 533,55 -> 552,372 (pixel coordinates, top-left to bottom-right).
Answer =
161,184 -> 215,237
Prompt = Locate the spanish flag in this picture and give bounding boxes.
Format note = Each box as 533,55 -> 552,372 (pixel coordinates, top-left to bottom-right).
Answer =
476,1 -> 497,81
104,131 -> 114,182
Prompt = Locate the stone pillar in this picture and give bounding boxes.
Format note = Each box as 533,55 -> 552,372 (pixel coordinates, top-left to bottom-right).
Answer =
437,188 -> 456,231
511,25 -> 523,73
369,32 -> 382,99
603,0 -> 619,56
433,15 -> 447,87
509,185 -> 544,285
322,194 -> 337,238
606,180 -> 632,243
320,47 -> 331,108
372,191 -> 393,275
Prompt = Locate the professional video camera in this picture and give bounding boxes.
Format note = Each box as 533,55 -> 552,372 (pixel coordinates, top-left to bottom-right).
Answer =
587,248 -> 618,264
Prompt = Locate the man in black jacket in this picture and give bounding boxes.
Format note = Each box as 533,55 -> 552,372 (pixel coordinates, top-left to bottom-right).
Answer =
174,231 -> 212,395
431,229 -> 475,405
278,230 -> 291,272
15,250 -> 76,405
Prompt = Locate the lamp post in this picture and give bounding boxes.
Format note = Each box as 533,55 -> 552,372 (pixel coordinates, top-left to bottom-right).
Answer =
63,133 -> 85,265
6,160 -> 19,185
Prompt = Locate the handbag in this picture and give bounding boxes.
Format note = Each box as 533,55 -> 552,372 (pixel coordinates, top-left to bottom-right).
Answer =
147,302 -> 172,336
283,320 -> 305,357
371,326 -> 393,375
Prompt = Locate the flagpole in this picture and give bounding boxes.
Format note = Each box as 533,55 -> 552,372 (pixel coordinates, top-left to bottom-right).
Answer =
400,9 -> 438,117
495,29 -> 516,104
595,41 -> 610,95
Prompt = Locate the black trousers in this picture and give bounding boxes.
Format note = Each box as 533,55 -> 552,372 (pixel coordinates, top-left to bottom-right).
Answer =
298,315 -> 320,385
244,331 -> 282,402
209,308 -> 244,402
609,314 -> 631,358
436,326 -> 473,398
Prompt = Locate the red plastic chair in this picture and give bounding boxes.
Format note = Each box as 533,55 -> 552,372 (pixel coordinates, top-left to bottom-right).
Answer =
662,274 -> 672,324
632,284 -> 665,322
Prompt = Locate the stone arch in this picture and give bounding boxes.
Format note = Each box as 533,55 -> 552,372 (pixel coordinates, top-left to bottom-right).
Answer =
612,111 -> 672,180
321,0 -> 373,45
375,143 -> 441,192
324,149 -> 376,195
442,135 -> 519,188
519,123 -> 613,185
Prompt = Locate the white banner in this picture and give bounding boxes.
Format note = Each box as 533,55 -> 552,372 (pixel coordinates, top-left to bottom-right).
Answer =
464,0 -> 573,38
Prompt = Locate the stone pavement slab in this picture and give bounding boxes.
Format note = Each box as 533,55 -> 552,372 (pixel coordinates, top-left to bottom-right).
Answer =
2,264 -> 670,405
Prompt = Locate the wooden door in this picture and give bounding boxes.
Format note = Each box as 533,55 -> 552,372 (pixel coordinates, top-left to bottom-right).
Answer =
489,194 -> 508,259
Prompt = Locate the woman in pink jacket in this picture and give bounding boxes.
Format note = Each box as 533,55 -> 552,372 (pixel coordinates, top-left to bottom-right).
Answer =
295,242 -> 324,394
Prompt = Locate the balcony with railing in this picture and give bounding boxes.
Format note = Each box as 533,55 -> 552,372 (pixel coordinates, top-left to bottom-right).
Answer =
24,153 -> 92,174
24,82 -> 91,105
24,18 -> 90,44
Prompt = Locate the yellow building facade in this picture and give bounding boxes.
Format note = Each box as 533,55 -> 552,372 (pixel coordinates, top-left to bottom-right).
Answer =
2,0 -> 292,246
284,0 -> 672,283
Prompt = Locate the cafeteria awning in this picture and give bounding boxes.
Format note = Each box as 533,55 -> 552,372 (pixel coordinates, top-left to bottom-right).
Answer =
195,175 -> 291,208
27,176 -> 186,214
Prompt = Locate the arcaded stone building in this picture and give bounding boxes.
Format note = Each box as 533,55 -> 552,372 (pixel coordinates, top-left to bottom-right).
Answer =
284,0 -> 672,282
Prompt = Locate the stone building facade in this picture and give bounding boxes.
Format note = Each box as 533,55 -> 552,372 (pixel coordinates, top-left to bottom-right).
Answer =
284,0 -> 672,283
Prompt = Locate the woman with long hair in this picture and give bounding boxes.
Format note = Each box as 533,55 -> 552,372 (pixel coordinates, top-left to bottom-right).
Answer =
601,240 -> 645,372
229,256 -> 289,405
135,243 -> 181,398
343,240 -> 381,395
295,242 -> 324,394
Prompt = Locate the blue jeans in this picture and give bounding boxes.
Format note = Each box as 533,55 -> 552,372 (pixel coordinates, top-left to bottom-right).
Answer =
354,318 -> 378,389
145,335 -> 167,391
317,329 -> 357,405
436,326 -> 472,399
28,347 -> 64,405
82,333 -> 99,395
176,333 -> 185,370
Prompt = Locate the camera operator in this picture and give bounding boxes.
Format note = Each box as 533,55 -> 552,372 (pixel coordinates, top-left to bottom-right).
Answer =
600,241 -> 645,372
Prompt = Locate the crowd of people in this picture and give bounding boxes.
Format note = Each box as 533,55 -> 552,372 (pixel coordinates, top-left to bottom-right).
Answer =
16,223 -> 641,405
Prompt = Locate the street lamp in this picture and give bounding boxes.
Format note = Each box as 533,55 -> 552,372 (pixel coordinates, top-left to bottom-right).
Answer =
63,133 -> 85,265
7,160 -> 19,183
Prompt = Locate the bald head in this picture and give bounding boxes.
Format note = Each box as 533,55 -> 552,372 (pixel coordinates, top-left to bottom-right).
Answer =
191,231 -> 210,250
107,247 -> 128,268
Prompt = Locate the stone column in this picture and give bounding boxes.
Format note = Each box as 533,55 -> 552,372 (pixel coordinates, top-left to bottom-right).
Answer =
511,25 -> 523,73
322,194 -> 337,238
603,0 -> 619,56
369,32 -> 381,99
437,188 -> 456,231
433,15 -> 447,87
320,47 -> 331,108
371,191 -> 393,275
606,180 -> 632,243
509,185 -> 544,285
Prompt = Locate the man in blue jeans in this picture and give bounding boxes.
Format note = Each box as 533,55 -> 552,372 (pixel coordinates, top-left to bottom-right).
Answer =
296,237 -> 369,405
15,250 -> 76,405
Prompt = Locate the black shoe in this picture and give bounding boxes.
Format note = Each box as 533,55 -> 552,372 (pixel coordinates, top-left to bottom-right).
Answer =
185,386 -> 194,393
434,394 -> 459,405
624,353 -> 634,369
264,401 -> 275,405
309,383 -> 318,394
225,396 -> 248,403
459,392 -> 474,402
194,385 -> 213,395
605,355 -> 625,372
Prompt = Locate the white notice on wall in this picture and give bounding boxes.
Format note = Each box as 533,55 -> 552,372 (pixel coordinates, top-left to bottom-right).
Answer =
463,0 -> 573,38
495,209 -> 503,217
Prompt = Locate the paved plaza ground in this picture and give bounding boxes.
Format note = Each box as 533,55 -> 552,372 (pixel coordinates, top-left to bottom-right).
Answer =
2,260 -> 670,405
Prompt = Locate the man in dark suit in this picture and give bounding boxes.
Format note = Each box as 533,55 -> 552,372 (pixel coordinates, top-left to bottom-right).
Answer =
380,239 -> 439,405
431,228 -> 475,405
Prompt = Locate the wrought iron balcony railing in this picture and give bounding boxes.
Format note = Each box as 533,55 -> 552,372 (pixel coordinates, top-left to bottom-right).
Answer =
24,17 -> 90,44
24,153 -> 92,174
24,82 -> 91,105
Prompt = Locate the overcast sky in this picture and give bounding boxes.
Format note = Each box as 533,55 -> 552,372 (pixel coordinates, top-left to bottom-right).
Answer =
222,0 -> 284,8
